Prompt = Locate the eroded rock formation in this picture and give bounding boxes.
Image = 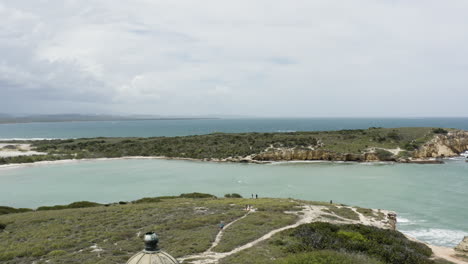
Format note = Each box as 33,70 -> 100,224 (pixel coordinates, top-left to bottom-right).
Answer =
455,236 -> 468,253
251,130 -> 468,163
413,130 -> 468,159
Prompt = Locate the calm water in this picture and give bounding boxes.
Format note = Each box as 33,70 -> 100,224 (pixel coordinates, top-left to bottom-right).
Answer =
0,158 -> 467,247
1,117 -> 468,139
0,118 -> 467,247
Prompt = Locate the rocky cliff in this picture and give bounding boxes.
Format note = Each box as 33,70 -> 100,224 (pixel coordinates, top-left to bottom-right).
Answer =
252,148 -> 385,162
412,130 -> 468,159
455,236 -> 468,253
251,130 -> 468,163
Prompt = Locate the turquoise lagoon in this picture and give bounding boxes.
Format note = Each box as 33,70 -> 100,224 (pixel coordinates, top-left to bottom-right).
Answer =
0,158 -> 467,247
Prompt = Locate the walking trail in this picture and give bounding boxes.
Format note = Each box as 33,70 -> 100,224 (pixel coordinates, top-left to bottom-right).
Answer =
178,205 -> 467,264
178,205 -> 323,264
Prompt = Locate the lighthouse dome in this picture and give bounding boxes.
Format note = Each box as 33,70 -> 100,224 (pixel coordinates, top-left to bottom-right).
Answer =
126,232 -> 179,264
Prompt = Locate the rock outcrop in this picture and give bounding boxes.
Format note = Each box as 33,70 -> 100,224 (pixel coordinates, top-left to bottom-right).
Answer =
413,130 -> 468,159
455,236 -> 468,253
252,148 -> 390,162
251,130 -> 468,163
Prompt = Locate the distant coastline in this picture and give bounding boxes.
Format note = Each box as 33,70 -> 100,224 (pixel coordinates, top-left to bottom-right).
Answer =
0,116 -> 219,125
1,127 -> 467,166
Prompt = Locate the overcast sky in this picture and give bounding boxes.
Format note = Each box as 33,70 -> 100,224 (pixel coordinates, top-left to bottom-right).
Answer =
1,0 -> 467,117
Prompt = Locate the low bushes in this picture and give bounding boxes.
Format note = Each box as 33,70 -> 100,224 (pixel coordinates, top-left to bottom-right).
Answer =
0,206 -> 32,215
179,192 -> 216,199
277,250 -> 384,264
374,149 -> 395,161
287,222 -> 433,264
224,193 -> 243,198
36,201 -> 101,211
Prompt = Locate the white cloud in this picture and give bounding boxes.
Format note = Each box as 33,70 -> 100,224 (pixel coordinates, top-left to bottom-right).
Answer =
0,0 -> 468,116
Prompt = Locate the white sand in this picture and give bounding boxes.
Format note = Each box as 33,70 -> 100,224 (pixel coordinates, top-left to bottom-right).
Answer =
0,144 -> 46,158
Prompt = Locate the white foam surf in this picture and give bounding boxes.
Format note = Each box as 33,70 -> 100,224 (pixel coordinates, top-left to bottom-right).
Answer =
403,228 -> 468,247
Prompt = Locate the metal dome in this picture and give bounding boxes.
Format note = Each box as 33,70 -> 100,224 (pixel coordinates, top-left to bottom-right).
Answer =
126,232 -> 179,264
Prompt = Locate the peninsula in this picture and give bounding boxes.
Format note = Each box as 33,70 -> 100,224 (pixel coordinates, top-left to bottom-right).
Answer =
1,127 -> 467,166
1,194 -> 467,263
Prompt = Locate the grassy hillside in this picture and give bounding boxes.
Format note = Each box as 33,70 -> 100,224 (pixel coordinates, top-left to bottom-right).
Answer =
0,195 -> 454,264
0,127 -> 450,165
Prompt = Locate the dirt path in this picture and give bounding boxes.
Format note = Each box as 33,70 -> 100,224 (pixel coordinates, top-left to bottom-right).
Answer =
206,210 -> 253,252
179,206 -> 323,264
179,205 -> 464,264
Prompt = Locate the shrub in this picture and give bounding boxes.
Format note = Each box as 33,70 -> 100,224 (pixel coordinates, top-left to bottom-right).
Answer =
224,193 -> 243,198
287,222 -> 433,264
0,223 -> 6,230
433,128 -> 448,134
0,206 -> 33,215
374,149 -> 395,161
387,131 -> 401,141
277,250 -> 384,264
37,201 -> 101,211
179,192 -> 216,199
133,197 -> 162,204
403,142 -> 418,151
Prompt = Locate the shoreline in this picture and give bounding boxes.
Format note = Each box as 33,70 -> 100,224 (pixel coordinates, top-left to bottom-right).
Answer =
405,234 -> 467,264
1,155 -> 464,170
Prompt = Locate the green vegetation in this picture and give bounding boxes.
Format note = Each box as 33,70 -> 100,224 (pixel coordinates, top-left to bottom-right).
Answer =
323,206 -> 360,221
286,222 -> 433,264
221,222 -> 449,264
433,128 -> 449,134
1,195 -> 453,264
224,193 -> 243,198
0,127 -> 448,165
277,250 -> 384,264
374,149 -> 395,161
37,201 -> 101,211
0,196 -> 300,263
212,211 -> 297,252
0,206 -> 33,215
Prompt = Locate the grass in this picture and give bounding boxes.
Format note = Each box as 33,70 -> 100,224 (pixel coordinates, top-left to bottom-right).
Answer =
0,127 -> 448,165
1,196 -> 454,264
356,207 -> 386,221
212,211 -> 297,252
0,197 -> 247,263
323,206 -> 360,221
0,197 -> 302,264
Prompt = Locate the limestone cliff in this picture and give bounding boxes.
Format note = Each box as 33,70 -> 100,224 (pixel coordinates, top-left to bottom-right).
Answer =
251,130 -> 468,163
413,130 -> 468,159
455,236 -> 468,254
252,148 -> 387,162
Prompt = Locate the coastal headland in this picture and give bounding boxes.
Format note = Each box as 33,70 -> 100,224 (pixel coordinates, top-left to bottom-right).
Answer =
1,194 -> 467,264
1,127 -> 467,166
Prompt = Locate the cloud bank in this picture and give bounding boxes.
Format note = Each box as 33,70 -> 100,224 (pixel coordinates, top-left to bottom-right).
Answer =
1,0 -> 468,117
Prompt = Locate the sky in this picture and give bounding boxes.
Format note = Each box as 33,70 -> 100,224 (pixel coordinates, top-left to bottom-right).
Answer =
1,0 -> 468,117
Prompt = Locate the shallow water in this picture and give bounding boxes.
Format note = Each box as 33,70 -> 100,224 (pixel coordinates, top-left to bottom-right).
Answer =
0,158 -> 467,247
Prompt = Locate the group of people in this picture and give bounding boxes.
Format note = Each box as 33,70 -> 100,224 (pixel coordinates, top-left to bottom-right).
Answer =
251,194 -> 258,199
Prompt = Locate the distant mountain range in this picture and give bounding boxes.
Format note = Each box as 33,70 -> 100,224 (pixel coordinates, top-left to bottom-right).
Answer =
0,114 -> 218,124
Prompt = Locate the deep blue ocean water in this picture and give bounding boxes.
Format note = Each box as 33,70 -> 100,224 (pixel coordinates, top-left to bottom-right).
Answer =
0,117 -> 467,139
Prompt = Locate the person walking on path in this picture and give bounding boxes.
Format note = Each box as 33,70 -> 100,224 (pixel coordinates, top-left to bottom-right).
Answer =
255,194 -> 258,199
219,221 -> 225,230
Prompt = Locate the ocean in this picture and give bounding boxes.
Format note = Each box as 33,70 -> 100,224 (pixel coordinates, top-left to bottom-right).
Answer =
1,117 -> 468,139
0,118 -> 467,247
